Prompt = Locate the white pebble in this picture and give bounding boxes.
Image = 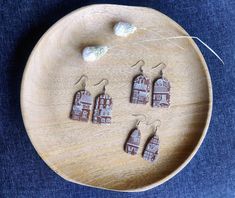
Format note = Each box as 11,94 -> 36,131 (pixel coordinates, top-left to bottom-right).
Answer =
113,22 -> 137,37
82,46 -> 108,62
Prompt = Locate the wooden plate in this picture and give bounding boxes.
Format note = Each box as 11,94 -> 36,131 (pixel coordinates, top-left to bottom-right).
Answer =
21,4 -> 212,192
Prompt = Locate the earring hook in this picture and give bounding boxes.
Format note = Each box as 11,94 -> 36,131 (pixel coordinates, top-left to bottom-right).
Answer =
147,119 -> 161,133
152,62 -> 167,77
131,59 -> 145,73
132,114 -> 147,127
94,79 -> 109,93
74,75 -> 88,88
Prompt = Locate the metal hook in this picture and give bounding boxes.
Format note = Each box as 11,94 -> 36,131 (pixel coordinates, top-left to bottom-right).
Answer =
132,114 -> 147,127
93,79 -> 109,93
74,75 -> 88,88
152,62 -> 167,77
131,59 -> 145,73
147,119 -> 161,133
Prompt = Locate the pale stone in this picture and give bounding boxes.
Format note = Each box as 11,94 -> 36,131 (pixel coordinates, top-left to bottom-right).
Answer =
113,22 -> 137,37
82,46 -> 108,62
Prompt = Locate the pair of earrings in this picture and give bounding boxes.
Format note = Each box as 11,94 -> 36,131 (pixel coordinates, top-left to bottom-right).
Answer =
130,60 -> 171,108
70,75 -> 112,125
124,114 -> 161,163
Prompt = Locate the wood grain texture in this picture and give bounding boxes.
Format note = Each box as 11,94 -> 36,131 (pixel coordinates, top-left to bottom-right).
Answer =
20,4 -> 212,192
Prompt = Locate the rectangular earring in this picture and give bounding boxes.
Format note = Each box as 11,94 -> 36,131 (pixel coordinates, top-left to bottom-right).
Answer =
70,75 -> 93,122
152,63 -> 171,108
92,79 -> 112,125
130,60 -> 151,105
143,120 -> 161,162
124,114 -> 146,155
125,128 -> 141,155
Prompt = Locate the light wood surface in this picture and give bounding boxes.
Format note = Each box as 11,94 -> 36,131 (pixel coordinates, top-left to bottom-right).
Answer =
20,4 -> 212,192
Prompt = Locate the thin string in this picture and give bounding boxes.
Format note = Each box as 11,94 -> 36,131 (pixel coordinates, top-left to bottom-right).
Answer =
139,27 -> 184,50
109,35 -> 224,65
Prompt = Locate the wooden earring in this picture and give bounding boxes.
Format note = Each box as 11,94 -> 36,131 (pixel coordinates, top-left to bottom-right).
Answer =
70,75 -> 93,122
152,62 -> 171,108
92,79 -> 112,125
143,119 -> 161,163
130,60 -> 151,105
124,114 -> 147,155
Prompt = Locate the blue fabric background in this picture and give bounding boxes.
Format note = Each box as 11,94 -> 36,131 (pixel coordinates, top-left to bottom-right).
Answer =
0,0 -> 234,197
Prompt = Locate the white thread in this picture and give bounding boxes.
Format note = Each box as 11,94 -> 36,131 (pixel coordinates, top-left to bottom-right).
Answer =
109,35 -> 224,64
139,28 -> 184,50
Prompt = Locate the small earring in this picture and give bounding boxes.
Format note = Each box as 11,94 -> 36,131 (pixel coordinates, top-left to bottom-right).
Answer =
70,75 -> 93,122
130,60 -> 151,105
143,119 -> 161,162
92,79 -> 112,125
124,114 -> 147,155
152,63 -> 171,108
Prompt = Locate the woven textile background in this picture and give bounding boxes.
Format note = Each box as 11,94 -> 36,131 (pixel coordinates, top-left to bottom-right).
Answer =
0,0 -> 234,197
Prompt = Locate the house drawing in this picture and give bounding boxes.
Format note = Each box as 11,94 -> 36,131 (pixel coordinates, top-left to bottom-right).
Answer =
70,90 -> 93,122
152,77 -> 170,108
125,128 -> 141,155
131,74 -> 151,104
143,134 -> 160,162
92,93 -> 112,125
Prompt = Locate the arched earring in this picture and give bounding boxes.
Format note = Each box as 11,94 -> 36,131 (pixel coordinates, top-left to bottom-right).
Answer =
130,60 -> 151,105
70,75 -> 93,122
143,119 -> 161,162
124,114 -> 147,155
92,79 -> 112,125
152,62 -> 171,108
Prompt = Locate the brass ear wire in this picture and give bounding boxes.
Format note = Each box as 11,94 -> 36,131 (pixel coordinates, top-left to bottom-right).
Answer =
131,59 -> 145,73
74,75 -> 88,89
93,78 -> 109,93
152,62 -> 167,77
132,114 -> 147,128
147,119 -> 161,133
152,62 -> 167,70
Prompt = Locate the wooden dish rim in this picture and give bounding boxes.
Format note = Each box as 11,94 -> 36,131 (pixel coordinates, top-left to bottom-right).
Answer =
20,4 -> 213,192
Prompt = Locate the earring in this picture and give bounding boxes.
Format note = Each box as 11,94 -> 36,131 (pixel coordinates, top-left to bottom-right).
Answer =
152,62 -> 171,108
130,60 -> 151,105
92,79 -> 112,125
143,119 -> 161,162
70,75 -> 93,122
124,114 -> 147,155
